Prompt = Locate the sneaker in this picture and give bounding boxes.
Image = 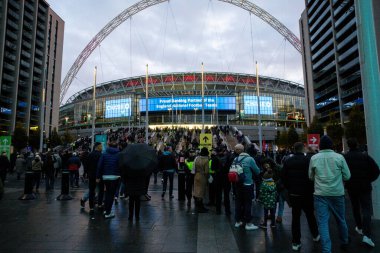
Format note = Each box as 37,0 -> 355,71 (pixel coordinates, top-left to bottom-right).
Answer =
362,236 -> 375,247
259,223 -> 267,229
355,226 -> 363,235
245,223 -> 259,230
270,223 -> 277,228
80,198 -> 85,208
292,243 -> 301,251
104,212 -> 115,219
234,221 -> 243,228
313,235 -> 321,242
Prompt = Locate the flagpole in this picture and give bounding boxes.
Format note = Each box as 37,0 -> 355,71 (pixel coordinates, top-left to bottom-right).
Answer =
145,64 -> 149,144
256,61 -> 263,154
201,62 -> 205,133
91,66 -> 97,150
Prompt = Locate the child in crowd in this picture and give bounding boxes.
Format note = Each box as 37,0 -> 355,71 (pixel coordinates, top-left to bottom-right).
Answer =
259,169 -> 277,228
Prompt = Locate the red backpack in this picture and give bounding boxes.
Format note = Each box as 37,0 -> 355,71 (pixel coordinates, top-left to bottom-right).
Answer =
228,157 -> 247,183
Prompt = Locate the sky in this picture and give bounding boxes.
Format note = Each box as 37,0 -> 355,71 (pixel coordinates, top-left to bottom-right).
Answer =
47,0 -> 306,103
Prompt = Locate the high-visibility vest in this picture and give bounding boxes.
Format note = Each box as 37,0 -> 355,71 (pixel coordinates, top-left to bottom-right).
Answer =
209,160 -> 215,174
185,160 -> 194,171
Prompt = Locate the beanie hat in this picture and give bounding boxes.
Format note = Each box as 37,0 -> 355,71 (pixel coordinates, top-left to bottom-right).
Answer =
200,147 -> 209,156
319,135 -> 333,150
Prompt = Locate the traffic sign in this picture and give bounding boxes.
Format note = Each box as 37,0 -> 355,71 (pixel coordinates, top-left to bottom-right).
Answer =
200,133 -> 212,151
0,136 -> 11,159
307,134 -> 320,149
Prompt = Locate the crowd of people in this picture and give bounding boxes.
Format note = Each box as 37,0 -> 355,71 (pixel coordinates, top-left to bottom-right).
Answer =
0,126 -> 379,253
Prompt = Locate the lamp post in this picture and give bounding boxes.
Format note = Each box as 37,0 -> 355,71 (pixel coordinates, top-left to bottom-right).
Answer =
194,108 -> 198,124
201,62 -> 205,133
91,66 -> 97,151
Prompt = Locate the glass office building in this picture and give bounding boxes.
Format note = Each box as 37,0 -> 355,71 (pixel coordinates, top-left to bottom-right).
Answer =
59,72 -> 306,130
300,0 -> 363,125
0,0 -> 64,137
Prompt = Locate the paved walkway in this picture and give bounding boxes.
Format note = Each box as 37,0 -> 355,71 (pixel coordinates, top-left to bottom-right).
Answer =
0,173 -> 378,253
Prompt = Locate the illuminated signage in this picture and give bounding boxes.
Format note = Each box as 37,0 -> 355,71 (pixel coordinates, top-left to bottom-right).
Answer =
105,98 -> 131,118
243,95 -> 273,115
140,96 -> 235,112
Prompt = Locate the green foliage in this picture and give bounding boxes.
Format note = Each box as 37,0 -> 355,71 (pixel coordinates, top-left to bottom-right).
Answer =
345,105 -> 366,144
61,130 -> 74,145
307,116 -> 324,135
12,126 -> 28,151
287,125 -> 299,148
326,112 -> 344,150
49,128 -> 62,148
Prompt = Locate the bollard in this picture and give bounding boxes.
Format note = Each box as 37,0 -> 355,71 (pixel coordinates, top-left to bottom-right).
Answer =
19,171 -> 36,200
57,170 -> 72,200
178,172 -> 186,201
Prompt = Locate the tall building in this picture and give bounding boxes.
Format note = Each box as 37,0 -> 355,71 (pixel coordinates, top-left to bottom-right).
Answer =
0,0 -> 64,138
300,0 -> 363,126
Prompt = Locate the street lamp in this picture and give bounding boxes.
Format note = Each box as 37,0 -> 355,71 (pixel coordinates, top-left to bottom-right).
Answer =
168,108 -> 173,126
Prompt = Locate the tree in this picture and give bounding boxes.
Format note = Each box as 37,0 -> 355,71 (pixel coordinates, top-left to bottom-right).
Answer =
326,112 -> 344,151
345,105 -> 366,144
49,127 -> 62,148
61,129 -> 74,145
307,115 -> 324,136
287,125 -> 299,148
12,126 -> 28,152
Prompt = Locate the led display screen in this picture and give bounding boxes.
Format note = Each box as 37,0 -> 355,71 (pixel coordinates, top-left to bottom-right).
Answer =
140,96 -> 235,112
243,95 -> 273,115
105,98 -> 131,118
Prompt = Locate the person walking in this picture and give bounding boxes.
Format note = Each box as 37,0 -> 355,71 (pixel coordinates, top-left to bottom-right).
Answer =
96,139 -> 120,219
184,150 -> 196,207
282,142 -> 320,251
31,154 -> 43,192
67,152 -> 81,188
214,147 -> 231,215
44,152 -> 56,192
309,135 -> 351,253
158,146 -> 177,200
344,138 -> 379,247
15,154 -> 27,180
258,169 -> 277,229
233,144 -> 260,230
193,147 -> 210,213
80,142 -> 102,215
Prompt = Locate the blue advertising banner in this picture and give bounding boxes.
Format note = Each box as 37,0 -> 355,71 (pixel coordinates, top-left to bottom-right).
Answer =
105,98 -> 131,118
140,96 -> 235,112
243,95 -> 273,115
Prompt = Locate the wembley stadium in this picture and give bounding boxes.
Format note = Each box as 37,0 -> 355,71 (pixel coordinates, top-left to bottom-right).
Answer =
59,71 -> 305,140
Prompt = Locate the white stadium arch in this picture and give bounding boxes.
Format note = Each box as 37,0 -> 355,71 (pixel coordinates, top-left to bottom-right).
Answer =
60,0 -> 302,104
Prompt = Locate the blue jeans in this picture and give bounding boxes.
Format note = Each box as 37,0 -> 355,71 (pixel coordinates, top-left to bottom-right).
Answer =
277,193 -> 285,217
314,195 -> 349,253
235,184 -> 254,223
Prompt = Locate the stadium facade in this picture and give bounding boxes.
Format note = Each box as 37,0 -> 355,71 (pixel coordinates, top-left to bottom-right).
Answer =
59,72 -> 305,135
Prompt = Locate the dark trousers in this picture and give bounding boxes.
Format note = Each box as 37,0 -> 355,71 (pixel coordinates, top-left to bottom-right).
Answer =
129,195 -> 141,219
69,170 -> 79,187
185,173 -> 194,201
290,195 -> 319,244
88,177 -> 97,209
33,171 -> 41,190
97,179 -> 105,206
215,175 -> 231,213
348,190 -> 373,237
264,208 -> 276,224
104,179 -> 119,215
235,184 -> 254,223
45,173 -> 55,191
208,175 -> 216,204
162,171 -> 174,196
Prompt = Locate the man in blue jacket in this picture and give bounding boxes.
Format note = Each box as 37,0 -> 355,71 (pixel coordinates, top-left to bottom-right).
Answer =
96,139 -> 120,219
159,146 -> 177,199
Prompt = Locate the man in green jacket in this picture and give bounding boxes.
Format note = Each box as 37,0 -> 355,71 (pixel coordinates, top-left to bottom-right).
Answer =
309,135 -> 351,253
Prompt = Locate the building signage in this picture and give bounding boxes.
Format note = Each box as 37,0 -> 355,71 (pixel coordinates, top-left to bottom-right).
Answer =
105,98 -> 131,118
0,136 -> 11,159
243,95 -> 273,115
140,96 -> 235,112
307,134 -> 320,149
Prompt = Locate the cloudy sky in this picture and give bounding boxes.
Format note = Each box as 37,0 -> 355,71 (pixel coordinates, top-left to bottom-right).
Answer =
47,0 -> 306,103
